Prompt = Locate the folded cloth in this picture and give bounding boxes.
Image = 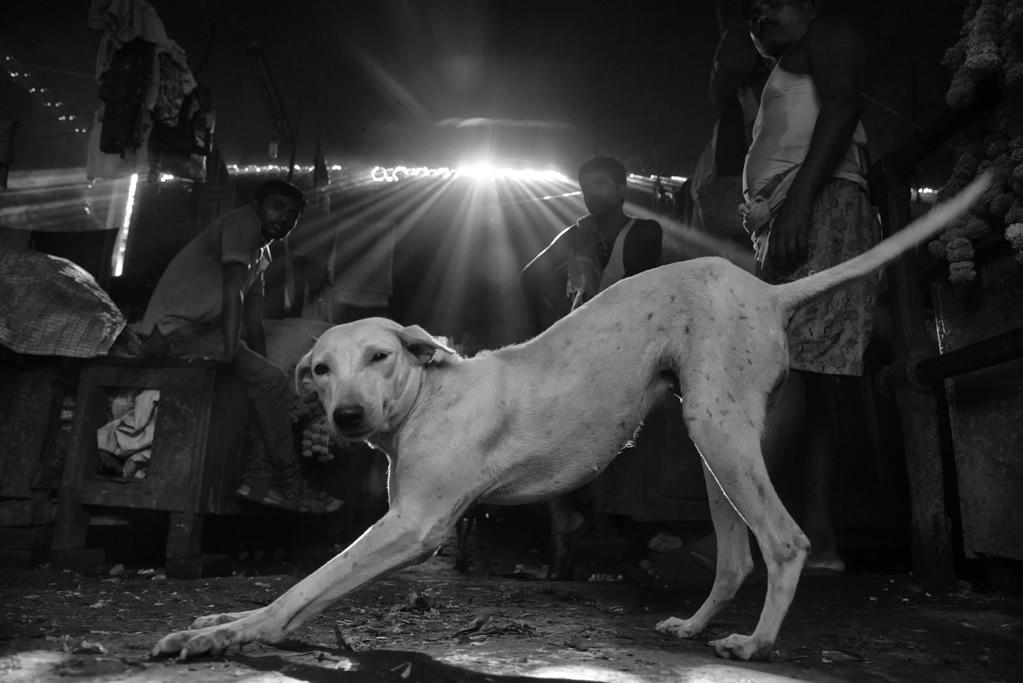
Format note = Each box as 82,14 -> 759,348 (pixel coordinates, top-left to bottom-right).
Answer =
0,245 -> 126,358
96,390 -> 160,454
96,389 -> 160,478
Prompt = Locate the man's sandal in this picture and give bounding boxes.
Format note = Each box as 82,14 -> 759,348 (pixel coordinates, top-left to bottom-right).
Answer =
236,481 -> 301,512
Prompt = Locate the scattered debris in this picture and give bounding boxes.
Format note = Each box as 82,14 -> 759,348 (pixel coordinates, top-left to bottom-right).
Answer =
389,589 -> 434,613
333,622 -> 365,651
821,649 -> 865,663
70,638 -> 108,655
454,614 -> 493,637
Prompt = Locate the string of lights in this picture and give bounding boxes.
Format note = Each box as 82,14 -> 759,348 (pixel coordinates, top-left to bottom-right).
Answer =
1,50 -> 89,135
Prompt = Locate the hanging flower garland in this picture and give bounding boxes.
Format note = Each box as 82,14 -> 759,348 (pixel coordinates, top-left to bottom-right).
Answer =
930,0 -> 1023,282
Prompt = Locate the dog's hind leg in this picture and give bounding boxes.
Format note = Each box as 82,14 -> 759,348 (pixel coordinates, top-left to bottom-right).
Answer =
664,402 -> 809,661
656,459 -> 753,639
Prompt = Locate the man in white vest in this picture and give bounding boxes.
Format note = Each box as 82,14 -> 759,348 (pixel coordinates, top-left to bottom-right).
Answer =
519,156 -> 663,579
521,156 -> 663,329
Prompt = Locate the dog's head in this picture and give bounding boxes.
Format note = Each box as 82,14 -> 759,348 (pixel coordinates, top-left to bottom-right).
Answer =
296,317 -> 457,441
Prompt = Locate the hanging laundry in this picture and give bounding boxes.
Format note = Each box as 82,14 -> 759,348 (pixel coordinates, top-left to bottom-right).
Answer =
89,0 -> 170,80
151,45 -> 198,126
88,0 -> 209,182
97,38 -> 153,156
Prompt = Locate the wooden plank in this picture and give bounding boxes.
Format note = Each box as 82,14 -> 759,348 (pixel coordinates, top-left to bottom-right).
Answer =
200,369 -> 248,515
143,367 -> 208,511
0,365 -> 56,498
931,246 -> 1023,562
0,494 -> 57,527
31,370 -> 78,492
0,525 -> 53,549
877,168 -> 953,581
77,478 -> 166,509
0,499 -> 35,527
52,368 -> 112,552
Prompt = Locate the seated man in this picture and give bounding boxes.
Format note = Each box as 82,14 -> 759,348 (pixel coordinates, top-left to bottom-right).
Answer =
133,179 -> 342,514
520,155 -> 663,578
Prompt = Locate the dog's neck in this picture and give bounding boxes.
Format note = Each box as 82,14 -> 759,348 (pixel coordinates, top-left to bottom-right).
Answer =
379,364 -> 427,435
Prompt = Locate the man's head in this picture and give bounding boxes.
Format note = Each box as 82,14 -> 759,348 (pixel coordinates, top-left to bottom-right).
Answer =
578,156 -> 627,219
254,179 -> 306,242
742,0 -> 816,60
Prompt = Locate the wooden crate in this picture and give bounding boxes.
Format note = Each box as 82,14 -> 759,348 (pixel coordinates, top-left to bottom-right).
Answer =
50,357 -> 250,575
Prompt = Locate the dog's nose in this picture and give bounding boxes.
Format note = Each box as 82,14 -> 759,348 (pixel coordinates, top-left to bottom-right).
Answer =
332,405 -> 365,429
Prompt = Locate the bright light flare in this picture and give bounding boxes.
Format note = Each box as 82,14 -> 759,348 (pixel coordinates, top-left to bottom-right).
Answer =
110,173 -> 138,277
370,164 -> 570,184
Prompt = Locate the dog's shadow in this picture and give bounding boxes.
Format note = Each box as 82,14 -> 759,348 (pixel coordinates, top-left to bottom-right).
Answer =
228,641 -> 589,682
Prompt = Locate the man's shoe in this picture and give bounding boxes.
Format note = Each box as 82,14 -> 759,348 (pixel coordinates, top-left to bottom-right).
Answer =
285,480 -> 344,515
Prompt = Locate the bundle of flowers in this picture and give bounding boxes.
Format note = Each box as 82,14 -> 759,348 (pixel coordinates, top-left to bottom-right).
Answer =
931,0 -> 1023,282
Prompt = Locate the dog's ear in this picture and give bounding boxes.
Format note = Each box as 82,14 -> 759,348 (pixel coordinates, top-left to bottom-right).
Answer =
395,325 -> 458,365
295,350 -> 316,396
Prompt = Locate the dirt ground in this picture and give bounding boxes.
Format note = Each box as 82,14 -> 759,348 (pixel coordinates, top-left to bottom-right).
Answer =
2,523 -> 1023,683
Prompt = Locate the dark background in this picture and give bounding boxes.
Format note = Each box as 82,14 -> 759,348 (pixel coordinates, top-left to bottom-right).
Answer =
3,0 -> 967,181
0,0 -> 972,344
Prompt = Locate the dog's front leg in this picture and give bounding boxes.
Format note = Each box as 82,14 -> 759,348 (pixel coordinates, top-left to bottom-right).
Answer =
152,504 -> 453,659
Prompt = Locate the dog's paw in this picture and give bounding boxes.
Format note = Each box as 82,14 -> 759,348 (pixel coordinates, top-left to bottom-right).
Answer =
151,627 -> 238,660
655,616 -> 703,639
151,630 -> 189,658
190,610 -> 256,630
709,633 -> 771,661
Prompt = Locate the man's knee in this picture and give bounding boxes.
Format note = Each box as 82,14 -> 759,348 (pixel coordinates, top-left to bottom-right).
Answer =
233,345 -> 290,395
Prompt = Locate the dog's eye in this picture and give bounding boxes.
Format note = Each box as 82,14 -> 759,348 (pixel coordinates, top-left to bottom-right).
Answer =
371,351 -> 389,362
313,363 -> 330,376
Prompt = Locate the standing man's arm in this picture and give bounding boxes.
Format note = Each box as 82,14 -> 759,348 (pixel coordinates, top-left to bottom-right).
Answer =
220,262 -> 248,364
769,18 -> 865,273
710,23 -> 764,110
623,220 -> 663,276
520,225 -> 575,334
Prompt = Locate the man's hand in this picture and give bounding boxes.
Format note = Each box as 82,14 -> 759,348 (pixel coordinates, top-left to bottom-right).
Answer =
767,195 -> 812,274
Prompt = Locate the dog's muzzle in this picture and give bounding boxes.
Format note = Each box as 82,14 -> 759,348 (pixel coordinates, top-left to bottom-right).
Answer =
332,405 -> 368,436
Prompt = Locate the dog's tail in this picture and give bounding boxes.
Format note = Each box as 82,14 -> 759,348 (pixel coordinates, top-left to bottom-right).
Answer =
775,172 -> 991,315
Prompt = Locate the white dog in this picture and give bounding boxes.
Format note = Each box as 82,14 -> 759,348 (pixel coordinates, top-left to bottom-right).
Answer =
153,175 -> 987,662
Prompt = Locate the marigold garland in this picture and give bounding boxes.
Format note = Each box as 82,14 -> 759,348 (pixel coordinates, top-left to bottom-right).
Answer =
932,0 -> 1023,282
